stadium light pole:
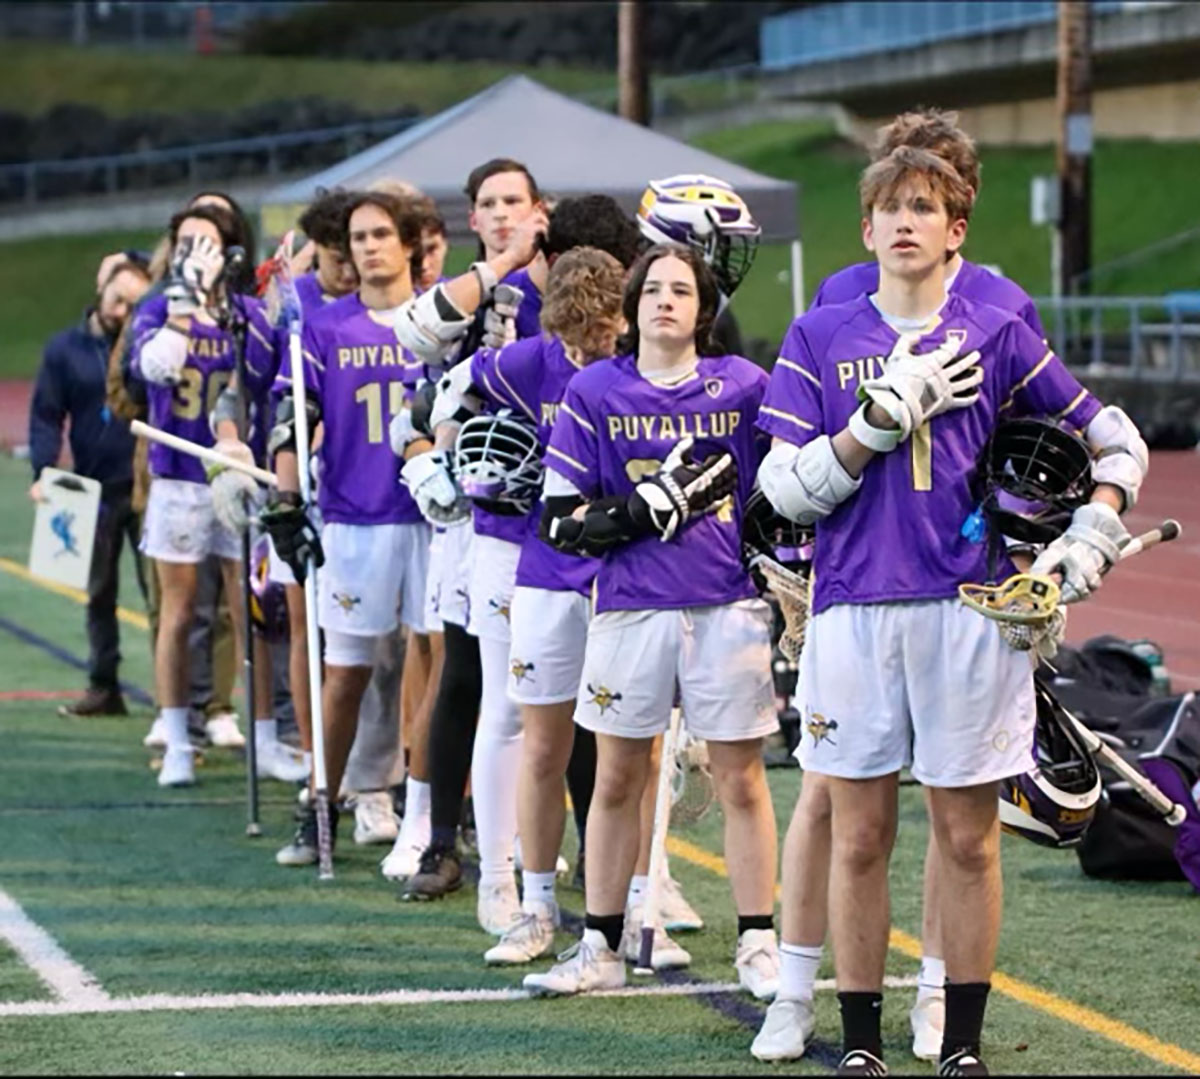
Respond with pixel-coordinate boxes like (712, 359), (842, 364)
(618, 0), (650, 126)
(1056, 0), (1093, 295)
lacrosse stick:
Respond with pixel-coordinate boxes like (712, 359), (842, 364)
(670, 730), (716, 826)
(265, 231), (334, 881)
(131, 421), (277, 487)
(635, 708), (684, 976)
(750, 553), (810, 662)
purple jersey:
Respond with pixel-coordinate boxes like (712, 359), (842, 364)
(547, 353), (769, 613)
(294, 271), (341, 316)
(757, 292), (1100, 614)
(131, 293), (278, 483)
(812, 259), (1045, 340)
(470, 334), (600, 595)
(275, 293), (425, 526)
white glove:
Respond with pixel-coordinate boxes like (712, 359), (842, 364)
(401, 449), (470, 525)
(138, 325), (189, 385)
(181, 234), (225, 298)
(389, 408), (419, 458)
(481, 284), (524, 350)
(1030, 501), (1130, 604)
(859, 334), (983, 439)
(206, 439), (261, 534)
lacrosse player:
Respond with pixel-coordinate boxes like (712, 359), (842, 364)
(754, 146), (1147, 1076)
(522, 243), (781, 999)
(130, 203), (278, 787)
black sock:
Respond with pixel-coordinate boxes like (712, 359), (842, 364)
(737, 914), (774, 936)
(941, 981), (990, 1062)
(429, 825), (457, 851)
(427, 624), (482, 835)
(565, 725), (596, 846)
(838, 991), (883, 1060)
(585, 912), (624, 954)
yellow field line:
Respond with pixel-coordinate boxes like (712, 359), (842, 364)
(666, 835), (1200, 1074)
(0, 556), (149, 631)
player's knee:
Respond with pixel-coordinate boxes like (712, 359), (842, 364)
(936, 822), (996, 877)
(713, 762), (767, 815)
(835, 815), (895, 871)
(797, 773), (833, 826)
(593, 762), (642, 811)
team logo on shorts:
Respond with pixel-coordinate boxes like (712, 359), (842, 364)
(510, 658), (536, 684)
(806, 711), (838, 746)
(488, 597), (511, 622)
(332, 592), (362, 614)
(587, 683), (623, 715)
(704, 377), (723, 399)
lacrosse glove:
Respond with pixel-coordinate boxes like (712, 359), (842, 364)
(260, 491), (324, 585)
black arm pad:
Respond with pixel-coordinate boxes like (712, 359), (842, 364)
(268, 395), (322, 458)
(540, 494), (642, 556)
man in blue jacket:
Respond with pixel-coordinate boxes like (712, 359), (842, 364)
(28, 255), (152, 716)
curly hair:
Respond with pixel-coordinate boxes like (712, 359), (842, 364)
(544, 195), (642, 269)
(539, 247), (626, 364)
(298, 187), (357, 249)
(616, 243), (722, 358)
(872, 107), (980, 202)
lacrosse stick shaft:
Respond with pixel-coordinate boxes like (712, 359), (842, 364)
(1116, 519), (1181, 563)
(130, 420), (277, 486)
(635, 708), (683, 975)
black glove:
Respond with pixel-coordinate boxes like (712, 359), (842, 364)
(627, 437), (738, 542)
(260, 491), (324, 585)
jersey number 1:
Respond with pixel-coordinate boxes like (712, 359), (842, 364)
(911, 422), (932, 491)
(354, 381), (408, 444)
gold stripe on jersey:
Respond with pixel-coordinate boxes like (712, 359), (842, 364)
(998, 350), (1054, 411)
(560, 401), (595, 434)
(302, 348), (325, 372)
(760, 405), (816, 432)
(547, 444), (588, 474)
(777, 356), (822, 387)
(1054, 389), (1089, 422)
(605, 410), (742, 442)
(248, 320), (273, 352)
(495, 351), (537, 422)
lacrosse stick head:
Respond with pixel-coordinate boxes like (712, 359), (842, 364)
(262, 230), (303, 330)
(755, 555), (810, 663)
(959, 573), (1060, 626)
(669, 731), (716, 825)
(998, 681), (1102, 847)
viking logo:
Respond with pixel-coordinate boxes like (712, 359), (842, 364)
(50, 510), (80, 557)
(704, 377), (723, 399)
(488, 597), (511, 622)
(332, 592), (362, 614)
(587, 683), (623, 715)
(806, 712), (838, 746)
(510, 658), (536, 684)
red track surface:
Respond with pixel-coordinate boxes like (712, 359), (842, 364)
(2, 377), (1197, 686)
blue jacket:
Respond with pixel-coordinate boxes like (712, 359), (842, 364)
(29, 312), (135, 492)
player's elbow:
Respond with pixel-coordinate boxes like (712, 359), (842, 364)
(758, 439), (841, 526)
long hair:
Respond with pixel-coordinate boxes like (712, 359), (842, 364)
(616, 242), (722, 357)
(187, 190), (257, 293)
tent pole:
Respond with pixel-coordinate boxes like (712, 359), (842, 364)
(790, 239), (805, 317)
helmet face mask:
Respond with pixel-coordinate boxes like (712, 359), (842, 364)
(742, 484), (813, 569)
(453, 409), (544, 517)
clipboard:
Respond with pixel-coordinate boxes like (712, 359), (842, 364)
(28, 468), (101, 591)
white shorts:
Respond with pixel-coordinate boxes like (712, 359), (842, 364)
(141, 477), (241, 564)
(435, 519), (474, 628)
(267, 504), (323, 586)
(574, 600), (778, 743)
(796, 599), (1036, 788)
(421, 527), (445, 634)
(467, 534), (521, 644)
(508, 586), (592, 705)
(317, 521), (431, 637)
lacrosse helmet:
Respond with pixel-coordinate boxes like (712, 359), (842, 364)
(998, 680), (1102, 848)
(637, 174), (761, 297)
(742, 483), (813, 568)
(249, 533), (288, 643)
(978, 417), (1094, 544)
(453, 409), (544, 517)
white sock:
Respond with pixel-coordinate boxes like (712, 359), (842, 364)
(918, 955), (946, 994)
(627, 874), (649, 909)
(255, 718), (278, 747)
(401, 778), (432, 848)
(472, 635), (524, 890)
(162, 706), (190, 750)
(779, 941), (823, 1003)
(522, 870), (557, 911)
(303, 751), (312, 773)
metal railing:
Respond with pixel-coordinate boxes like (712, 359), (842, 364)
(1034, 295), (1200, 384)
(0, 114), (420, 205)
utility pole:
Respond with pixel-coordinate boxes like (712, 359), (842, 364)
(617, 0), (650, 126)
(1056, 0), (1092, 295)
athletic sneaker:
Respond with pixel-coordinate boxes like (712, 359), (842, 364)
(523, 929), (626, 996)
(837, 1050), (888, 1076)
(751, 997), (817, 1062)
(735, 928), (781, 1000)
(380, 834), (425, 881)
(621, 904), (691, 969)
(659, 874), (704, 932)
(143, 716), (168, 749)
(255, 739), (310, 784)
(353, 790), (399, 845)
(485, 901), (559, 965)
(58, 686), (127, 717)
(938, 1050), (989, 1076)
(911, 988), (946, 1061)
(157, 746), (196, 788)
(276, 803), (340, 866)
(477, 878), (522, 936)
(205, 712), (245, 748)
(400, 844), (463, 901)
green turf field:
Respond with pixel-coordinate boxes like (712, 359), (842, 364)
(0, 451), (1197, 1074)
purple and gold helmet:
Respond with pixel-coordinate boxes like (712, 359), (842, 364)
(637, 174), (761, 298)
(250, 533), (288, 643)
(999, 681), (1101, 848)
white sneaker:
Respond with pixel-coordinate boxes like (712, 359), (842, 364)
(523, 929), (626, 996)
(735, 928), (781, 1000)
(910, 988), (945, 1061)
(659, 874), (704, 932)
(751, 996), (816, 1062)
(484, 901), (559, 965)
(380, 835), (424, 881)
(157, 746), (196, 787)
(205, 712), (245, 748)
(353, 790), (399, 845)
(621, 904), (691, 970)
(477, 878), (522, 937)
(255, 739), (310, 783)
(143, 716), (167, 749)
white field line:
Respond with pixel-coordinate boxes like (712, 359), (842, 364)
(0, 888), (108, 1007)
